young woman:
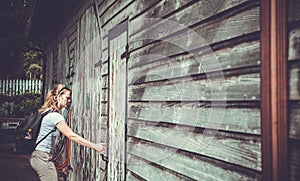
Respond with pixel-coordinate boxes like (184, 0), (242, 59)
(30, 84), (105, 181)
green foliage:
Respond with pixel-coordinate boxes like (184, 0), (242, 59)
(0, 94), (42, 117)
(26, 63), (43, 79)
(17, 41), (45, 80)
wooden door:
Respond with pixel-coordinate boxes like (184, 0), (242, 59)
(107, 21), (128, 181)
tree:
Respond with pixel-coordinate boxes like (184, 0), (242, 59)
(17, 41), (45, 80)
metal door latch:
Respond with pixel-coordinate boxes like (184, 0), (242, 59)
(121, 44), (130, 59)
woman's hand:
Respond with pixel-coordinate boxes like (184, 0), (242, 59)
(93, 143), (106, 154)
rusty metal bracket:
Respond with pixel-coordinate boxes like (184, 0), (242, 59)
(101, 154), (108, 162)
(100, 153), (108, 181)
(94, 58), (103, 68)
(121, 44), (130, 59)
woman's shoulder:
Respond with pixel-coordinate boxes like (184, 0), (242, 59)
(44, 111), (65, 125)
(45, 111), (64, 119)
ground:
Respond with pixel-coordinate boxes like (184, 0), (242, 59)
(0, 151), (39, 180)
(0, 129), (39, 180)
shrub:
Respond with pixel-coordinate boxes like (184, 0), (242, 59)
(0, 93), (42, 117)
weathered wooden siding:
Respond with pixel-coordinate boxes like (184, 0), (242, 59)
(44, 2), (105, 181)
(98, 0), (261, 180)
(288, 0), (300, 180)
(108, 21), (128, 181)
(44, 0), (263, 180)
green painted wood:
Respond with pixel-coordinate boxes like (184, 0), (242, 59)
(127, 154), (191, 181)
(288, 1), (300, 180)
(101, 87), (108, 102)
(129, 40), (260, 83)
(129, 6), (259, 68)
(127, 120), (261, 171)
(107, 25), (128, 181)
(100, 0), (163, 35)
(288, 27), (300, 61)
(102, 52), (108, 74)
(129, 73), (260, 101)
(127, 171), (145, 181)
(129, 0), (252, 43)
(127, 139), (261, 180)
(44, 0), (263, 180)
(60, 6), (104, 181)
(98, 0), (118, 18)
(128, 101), (260, 135)
(288, 61), (300, 100)
(289, 103), (300, 140)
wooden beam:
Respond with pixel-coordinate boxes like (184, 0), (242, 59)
(260, 0), (288, 180)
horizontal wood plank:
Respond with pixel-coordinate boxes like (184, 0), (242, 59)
(126, 171), (143, 181)
(98, 0), (118, 18)
(129, 0), (254, 41)
(67, 24), (78, 44)
(101, 0), (161, 29)
(100, 0), (133, 28)
(129, 73), (260, 101)
(102, 36), (108, 52)
(129, 40), (260, 82)
(288, 60), (300, 100)
(101, 88), (108, 102)
(289, 102), (300, 140)
(128, 101), (260, 135)
(127, 139), (261, 180)
(101, 61), (108, 76)
(127, 153), (193, 181)
(129, 6), (260, 68)
(288, 27), (300, 61)
(101, 102), (108, 115)
(101, 74), (108, 89)
(127, 120), (261, 171)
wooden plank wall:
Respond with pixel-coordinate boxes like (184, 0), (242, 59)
(44, 0), (262, 180)
(98, 0), (261, 180)
(44, 3), (105, 181)
(287, 0), (300, 180)
(108, 27), (128, 181)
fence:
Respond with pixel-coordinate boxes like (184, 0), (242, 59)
(0, 79), (43, 96)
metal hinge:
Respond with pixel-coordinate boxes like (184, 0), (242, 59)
(121, 44), (130, 59)
(94, 58), (103, 68)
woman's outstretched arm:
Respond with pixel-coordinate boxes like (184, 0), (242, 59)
(56, 120), (105, 153)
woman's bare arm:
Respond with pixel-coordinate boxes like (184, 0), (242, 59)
(56, 120), (105, 153)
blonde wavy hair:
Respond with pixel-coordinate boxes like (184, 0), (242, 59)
(38, 84), (71, 113)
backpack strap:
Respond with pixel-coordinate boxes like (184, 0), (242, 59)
(34, 127), (57, 148)
(34, 109), (55, 148)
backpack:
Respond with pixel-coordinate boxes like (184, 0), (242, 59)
(14, 109), (54, 154)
